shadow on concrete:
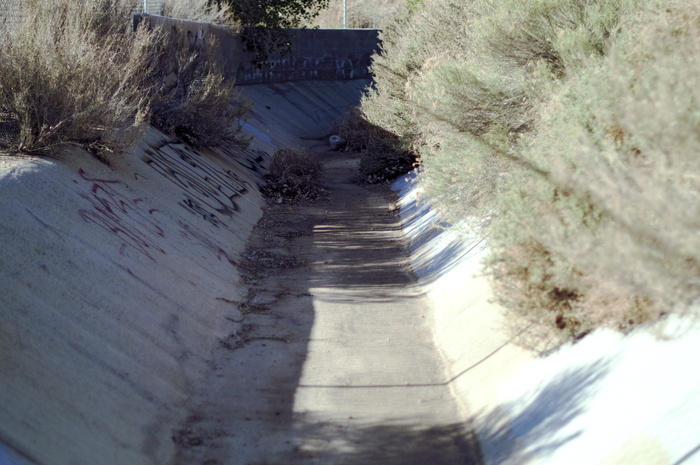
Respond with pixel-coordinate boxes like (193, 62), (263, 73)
(395, 192), (489, 286)
(174, 81), (487, 464)
(171, 213), (319, 464)
(473, 358), (612, 464)
(173, 160), (481, 464)
(285, 418), (482, 465)
(414, 239), (482, 285)
(309, 203), (415, 290)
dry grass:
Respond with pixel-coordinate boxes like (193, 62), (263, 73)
(264, 148), (324, 201)
(160, 0), (233, 24)
(149, 24), (250, 147)
(0, 0), (158, 155)
(0, 0), (249, 156)
(311, 0), (405, 28)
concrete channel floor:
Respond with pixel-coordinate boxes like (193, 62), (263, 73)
(174, 148), (482, 465)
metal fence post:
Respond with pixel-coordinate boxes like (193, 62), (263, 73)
(343, 0), (347, 28)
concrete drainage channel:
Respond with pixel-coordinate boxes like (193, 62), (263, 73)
(5, 69), (696, 465)
(0, 79), (487, 464)
(4, 11), (697, 462)
(174, 146), (482, 465)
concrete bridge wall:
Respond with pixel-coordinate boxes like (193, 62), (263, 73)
(137, 15), (380, 85)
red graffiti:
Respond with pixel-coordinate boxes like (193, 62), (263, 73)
(77, 169), (166, 261)
(216, 248), (238, 267)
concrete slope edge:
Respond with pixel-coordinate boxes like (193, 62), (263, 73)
(392, 174), (700, 465)
(0, 126), (274, 465)
(0, 79), (371, 465)
(392, 174), (536, 465)
(137, 15), (381, 85)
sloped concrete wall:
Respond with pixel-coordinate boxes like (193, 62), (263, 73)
(0, 79), (370, 465)
(0, 131), (273, 464)
(394, 176), (536, 465)
(395, 171), (700, 465)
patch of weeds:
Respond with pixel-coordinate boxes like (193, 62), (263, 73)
(149, 21), (250, 148)
(359, 147), (416, 184)
(237, 301), (269, 315)
(262, 148), (324, 201)
(243, 248), (308, 270)
(0, 115), (19, 150)
(336, 107), (417, 184)
(171, 425), (229, 450)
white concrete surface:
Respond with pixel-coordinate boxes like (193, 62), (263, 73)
(394, 173), (700, 465)
(498, 317), (700, 465)
(394, 174), (536, 464)
(0, 129), (270, 464)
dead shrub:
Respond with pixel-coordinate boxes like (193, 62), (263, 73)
(264, 148), (323, 201)
(148, 20), (250, 148)
(0, 0), (158, 155)
(337, 106), (416, 184)
(487, 235), (662, 344)
(358, 141), (416, 184)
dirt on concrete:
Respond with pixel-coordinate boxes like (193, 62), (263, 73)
(173, 147), (483, 465)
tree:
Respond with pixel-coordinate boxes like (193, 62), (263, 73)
(210, 0), (330, 64)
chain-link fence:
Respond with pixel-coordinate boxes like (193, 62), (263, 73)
(0, 0), (168, 25)
(133, 0), (166, 15)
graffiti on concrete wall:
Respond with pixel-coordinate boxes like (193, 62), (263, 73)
(76, 140), (269, 264)
(142, 141), (251, 229)
(218, 146), (268, 175)
(77, 169), (166, 261)
(178, 221), (238, 267)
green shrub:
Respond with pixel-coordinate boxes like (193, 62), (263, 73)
(361, 0), (700, 342)
(488, 0), (700, 339)
(0, 0), (158, 155)
(360, 0), (473, 149)
(214, 0), (330, 65)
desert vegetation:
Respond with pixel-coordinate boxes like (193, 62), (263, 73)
(0, 0), (158, 154)
(263, 148), (324, 201)
(148, 20), (250, 148)
(159, 0), (232, 23)
(210, 0), (330, 64)
(334, 107), (416, 183)
(359, 0), (700, 342)
(311, 0), (406, 28)
(0, 0), (248, 157)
